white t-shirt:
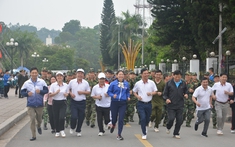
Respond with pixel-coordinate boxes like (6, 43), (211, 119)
(133, 79), (158, 102)
(212, 82), (233, 103)
(49, 82), (69, 100)
(68, 79), (90, 101)
(193, 86), (213, 110)
(91, 83), (111, 108)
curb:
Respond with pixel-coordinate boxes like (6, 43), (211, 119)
(0, 108), (27, 137)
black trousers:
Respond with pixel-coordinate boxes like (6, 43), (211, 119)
(167, 108), (183, 135)
(52, 100), (67, 132)
(96, 105), (110, 133)
(4, 85), (10, 97)
(47, 104), (55, 130)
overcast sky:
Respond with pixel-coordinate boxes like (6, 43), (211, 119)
(0, 0), (148, 30)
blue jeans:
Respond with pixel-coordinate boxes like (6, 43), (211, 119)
(70, 100), (86, 133)
(137, 101), (152, 135)
(110, 101), (127, 136)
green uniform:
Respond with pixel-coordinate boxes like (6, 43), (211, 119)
(150, 80), (165, 128)
(85, 79), (97, 127)
(210, 80), (217, 129)
(43, 78), (50, 130)
(183, 80), (195, 127)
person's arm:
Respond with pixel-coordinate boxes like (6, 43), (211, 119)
(163, 81), (169, 100)
(40, 86), (49, 95)
(107, 83), (114, 98)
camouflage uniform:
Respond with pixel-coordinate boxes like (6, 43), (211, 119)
(85, 70), (97, 128)
(124, 76), (137, 124)
(65, 70), (73, 128)
(183, 73), (195, 127)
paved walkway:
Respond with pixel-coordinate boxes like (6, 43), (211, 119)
(0, 88), (27, 136)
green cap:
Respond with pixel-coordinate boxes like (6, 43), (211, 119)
(214, 74), (219, 77)
(88, 68), (95, 73)
(185, 71), (191, 76)
(41, 67), (48, 72)
(204, 72), (210, 76)
(192, 72), (197, 76)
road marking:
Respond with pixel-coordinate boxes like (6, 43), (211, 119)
(125, 123), (131, 127)
(135, 134), (153, 147)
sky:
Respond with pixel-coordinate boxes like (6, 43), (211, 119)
(0, 0), (149, 30)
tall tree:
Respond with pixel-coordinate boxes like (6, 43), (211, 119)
(100, 0), (116, 66)
(62, 20), (81, 35)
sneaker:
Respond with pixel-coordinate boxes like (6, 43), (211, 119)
(37, 128), (42, 135)
(110, 126), (115, 133)
(148, 121), (152, 128)
(70, 129), (74, 134)
(174, 135), (181, 139)
(77, 132), (82, 137)
(231, 130), (235, 134)
(55, 132), (60, 137)
(60, 130), (66, 137)
(194, 124), (198, 131)
(98, 132), (104, 136)
(166, 129), (170, 134)
(142, 135), (147, 140)
(86, 120), (90, 126)
(104, 124), (109, 130)
(154, 127), (159, 133)
(51, 130), (55, 134)
(90, 124), (95, 128)
(117, 135), (124, 140)
(217, 130), (223, 135)
(201, 133), (208, 137)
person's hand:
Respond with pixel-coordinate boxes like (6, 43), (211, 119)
(196, 102), (201, 107)
(104, 93), (109, 97)
(128, 97), (130, 101)
(35, 89), (40, 94)
(147, 92), (152, 96)
(63, 93), (68, 97)
(189, 88), (194, 93)
(224, 90), (229, 95)
(137, 95), (142, 101)
(184, 94), (188, 99)
(98, 95), (102, 100)
(113, 94), (117, 99)
(230, 100), (234, 104)
(212, 95), (216, 100)
(56, 89), (60, 94)
(28, 92), (33, 96)
(157, 92), (162, 96)
(78, 91), (83, 95)
(210, 103), (213, 108)
(70, 93), (75, 99)
(130, 90), (133, 95)
(166, 99), (171, 104)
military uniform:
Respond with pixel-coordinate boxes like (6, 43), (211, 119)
(124, 72), (137, 124)
(183, 72), (196, 127)
(85, 68), (98, 128)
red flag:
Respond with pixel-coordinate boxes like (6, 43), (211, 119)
(0, 51), (2, 59)
(0, 24), (2, 33)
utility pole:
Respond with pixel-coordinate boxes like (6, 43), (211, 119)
(218, 3), (222, 75)
(142, 0), (145, 65)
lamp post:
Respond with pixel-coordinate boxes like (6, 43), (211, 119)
(149, 61), (155, 71)
(166, 59), (170, 72)
(42, 58), (49, 68)
(182, 57), (187, 78)
(226, 50), (231, 80)
(31, 52), (39, 66)
(6, 38), (18, 74)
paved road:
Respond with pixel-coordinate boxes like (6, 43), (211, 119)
(4, 114), (235, 147)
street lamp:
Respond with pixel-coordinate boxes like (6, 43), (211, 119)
(226, 50), (231, 80)
(166, 59), (170, 72)
(6, 38), (18, 74)
(31, 52), (39, 66)
(182, 57), (187, 78)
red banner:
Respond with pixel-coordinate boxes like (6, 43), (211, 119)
(0, 24), (2, 33)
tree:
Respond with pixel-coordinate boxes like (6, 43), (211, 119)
(100, 0), (116, 66)
(62, 20), (81, 35)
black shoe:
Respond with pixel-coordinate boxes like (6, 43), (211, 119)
(86, 121), (90, 126)
(201, 133), (208, 137)
(51, 130), (55, 134)
(117, 135), (124, 140)
(37, 128), (42, 135)
(194, 124), (198, 131)
(30, 137), (36, 141)
(90, 124), (95, 128)
(110, 126), (115, 133)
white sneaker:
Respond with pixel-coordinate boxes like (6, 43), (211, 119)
(77, 132), (82, 137)
(217, 130), (223, 135)
(231, 130), (235, 134)
(70, 129), (74, 134)
(142, 135), (147, 140)
(174, 135), (181, 139)
(60, 130), (66, 137)
(166, 129), (170, 134)
(154, 127), (159, 132)
(148, 121), (152, 128)
(55, 132), (60, 137)
(98, 132), (104, 136)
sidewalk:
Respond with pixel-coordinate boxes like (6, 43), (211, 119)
(0, 88), (27, 137)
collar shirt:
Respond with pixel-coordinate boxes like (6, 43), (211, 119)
(91, 83), (111, 108)
(133, 79), (158, 102)
(212, 82), (234, 102)
(68, 79), (90, 101)
(193, 86), (213, 110)
(49, 82), (69, 101)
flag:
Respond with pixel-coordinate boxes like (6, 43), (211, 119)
(0, 24), (2, 33)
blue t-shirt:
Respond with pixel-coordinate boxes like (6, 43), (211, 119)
(174, 80), (182, 88)
(3, 74), (10, 86)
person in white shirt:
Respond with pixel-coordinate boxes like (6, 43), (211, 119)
(212, 73), (234, 135)
(192, 77), (214, 137)
(133, 68), (157, 140)
(68, 69), (90, 137)
(91, 72), (111, 136)
(49, 72), (69, 138)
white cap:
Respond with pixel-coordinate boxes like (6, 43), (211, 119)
(56, 71), (64, 76)
(76, 68), (85, 73)
(98, 72), (106, 79)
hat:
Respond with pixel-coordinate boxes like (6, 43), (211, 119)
(97, 69), (102, 73)
(47, 70), (52, 74)
(123, 70), (128, 75)
(56, 71), (63, 76)
(67, 70), (73, 76)
(98, 72), (106, 79)
(150, 69), (156, 72)
(185, 72), (191, 76)
(192, 72), (197, 76)
(41, 67), (48, 72)
(129, 71), (135, 74)
(77, 68), (85, 73)
(214, 74), (219, 77)
(89, 68), (95, 73)
(204, 72), (210, 76)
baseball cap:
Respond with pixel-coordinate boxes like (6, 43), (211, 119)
(77, 68), (85, 73)
(204, 72), (210, 76)
(98, 72), (106, 79)
(56, 71), (63, 76)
